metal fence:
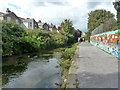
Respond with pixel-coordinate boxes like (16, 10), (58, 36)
(91, 17), (116, 36)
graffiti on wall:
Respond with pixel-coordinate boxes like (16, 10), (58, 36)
(90, 30), (120, 59)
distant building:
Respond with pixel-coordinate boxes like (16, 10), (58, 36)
(38, 20), (49, 31)
(43, 23), (49, 31)
(22, 18), (38, 30)
(49, 24), (57, 31)
(57, 26), (62, 31)
(0, 8), (22, 24)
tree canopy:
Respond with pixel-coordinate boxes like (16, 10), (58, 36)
(61, 19), (75, 43)
(87, 9), (114, 32)
(113, 1), (120, 24)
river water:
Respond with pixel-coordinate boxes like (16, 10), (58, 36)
(2, 49), (63, 88)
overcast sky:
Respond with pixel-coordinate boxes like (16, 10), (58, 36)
(0, 0), (117, 32)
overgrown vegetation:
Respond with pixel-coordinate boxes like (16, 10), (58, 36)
(85, 30), (91, 42)
(86, 9), (116, 41)
(2, 19), (79, 57)
(57, 43), (78, 69)
(113, 1), (120, 24)
(56, 43), (79, 88)
(88, 9), (114, 32)
(113, 1), (120, 30)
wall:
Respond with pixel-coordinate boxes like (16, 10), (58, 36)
(4, 13), (21, 24)
(0, 17), (4, 20)
(22, 22), (28, 29)
(90, 30), (120, 59)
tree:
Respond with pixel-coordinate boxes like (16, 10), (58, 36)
(85, 30), (91, 42)
(113, 1), (120, 25)
(88, 9), (114, 32)
(61, 19), (75, 44)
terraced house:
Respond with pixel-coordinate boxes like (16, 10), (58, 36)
(0, 8), (22, 24)
(49, 24), (57, 31)
(0, 8), (38, 30)
(38, 20), (49, 31)
(22, 18), (38, 30)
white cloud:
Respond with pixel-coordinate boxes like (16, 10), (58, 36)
(0, 0), (117, 32)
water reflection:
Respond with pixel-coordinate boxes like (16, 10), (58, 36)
(2, 49), (63, 88)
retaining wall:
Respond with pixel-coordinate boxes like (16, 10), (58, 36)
(90, 30), (120, 59)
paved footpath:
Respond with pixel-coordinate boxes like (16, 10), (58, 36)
(66, 42), (118, 88)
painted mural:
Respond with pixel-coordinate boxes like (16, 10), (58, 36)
(90, 30), (120, 59)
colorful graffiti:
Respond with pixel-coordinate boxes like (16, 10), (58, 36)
(90, 30), (120, 59)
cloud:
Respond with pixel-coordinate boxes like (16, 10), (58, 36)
(0, 0), (117, 32)
(87, 2), (103, 9)
(33, 2), (46, 7)
(48, 2), (66, 6)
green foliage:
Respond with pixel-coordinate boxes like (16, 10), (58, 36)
(88, 9), (114, 32)
(56, 43), (78, 70)
(2, 21), (25, 56)
(51, 32), (68, 48)
(85, 30), (91, 42)
(2, 20), (76, 57)
(112, 23), (120, 30)
(61, 19), (75, 44)
(113, 1), (120, 24)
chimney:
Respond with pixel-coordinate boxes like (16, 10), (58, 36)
(26, 18), (30, 19)
(38, 20), (41, 23)
(6, 8), (11, 13)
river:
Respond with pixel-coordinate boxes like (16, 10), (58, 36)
(2, 48), (64, 88)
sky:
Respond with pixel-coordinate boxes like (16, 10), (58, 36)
(0, 0), (117, 32)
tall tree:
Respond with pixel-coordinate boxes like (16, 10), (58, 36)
(113, 1), (120, 25)
(61, 19), (75, 43)
(87, 9), (114, 32)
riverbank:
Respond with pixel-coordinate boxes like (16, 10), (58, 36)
(65, 45), (79, 88)
(56, 43), (79, 88)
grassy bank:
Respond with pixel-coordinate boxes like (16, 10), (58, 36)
(56, 42), (79, 88)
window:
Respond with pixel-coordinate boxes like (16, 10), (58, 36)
(16, 19), (18, 24)
(30, 22), (32, 27)
(7, 17), (11, 21)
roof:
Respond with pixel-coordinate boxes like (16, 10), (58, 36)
(19, 17), (25, 21)
(24, 18), (33, 22)
(38, 22), (49, 26)
(0, 12), (5, 17)
(38, 22), (45, 26)
(0, 11), (21, 21)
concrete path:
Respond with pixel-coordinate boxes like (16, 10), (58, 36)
(66, 42), (118, 88)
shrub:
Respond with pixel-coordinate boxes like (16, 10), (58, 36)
(2, 20), (77, 57)
(56, 43), (78, 70)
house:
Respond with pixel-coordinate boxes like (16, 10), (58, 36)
(49, 24), (57, 31)
(38, 20), (49, 31)
(38, 20), (43, 29)
(22, 18), (38, 30)
(0, 8), (22, 24)
(43, 23), (49, 31)
(57, 26), (62, 31)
